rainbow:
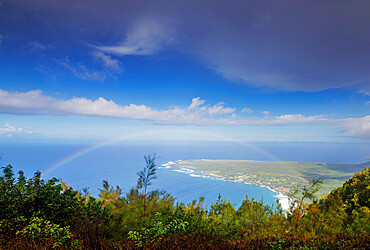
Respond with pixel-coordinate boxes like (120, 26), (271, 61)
(42, 129), (301, 177)
(42, 129), (170, 176)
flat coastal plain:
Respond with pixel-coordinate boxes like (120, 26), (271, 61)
(172, 160), (370, 198)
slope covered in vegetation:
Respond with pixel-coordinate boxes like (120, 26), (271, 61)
(0, 156), (369, 249)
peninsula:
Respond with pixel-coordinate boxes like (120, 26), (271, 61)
(171, 160), (370, 198)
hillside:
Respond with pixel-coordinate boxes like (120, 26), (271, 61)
(1, 162), (370, 249)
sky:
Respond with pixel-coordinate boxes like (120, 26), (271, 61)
(0, 0), (369, 144)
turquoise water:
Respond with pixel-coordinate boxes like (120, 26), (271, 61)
(1, 141), (368, 208)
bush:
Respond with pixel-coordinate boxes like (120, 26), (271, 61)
(16, 216), (80, 249)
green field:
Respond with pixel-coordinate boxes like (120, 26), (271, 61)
(172, 160), (370, 198)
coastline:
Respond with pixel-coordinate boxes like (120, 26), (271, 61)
(161, 160), (291, 211)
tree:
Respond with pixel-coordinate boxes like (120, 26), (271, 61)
(288, 178), (322, 235)
(137, 154), (157, 217)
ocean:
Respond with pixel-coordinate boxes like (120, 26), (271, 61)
(0, 141), (368, 209)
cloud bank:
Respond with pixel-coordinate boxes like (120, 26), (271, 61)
(0, 89), (368, 138)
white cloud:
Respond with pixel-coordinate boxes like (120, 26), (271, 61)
(262, 114), (326, 125)
(0, 122), (25, 137)
(189, 97), (205, 110)
(207, 114), (328, 126)
(0, 90), (234, 123)
(241, 108), (252, 113)
(338, 116), (370, 138)
(93, 51), (121, 72)
(0, 89), (53, 114)
(262, 111), (269, 116)
(27, 41), (50, 52)
(59, 58), (109, 82)
(96, 19), (171, 56)
(0, 89), (369, 138)
(366, 101), (370, 105)
(0, 89), (319, 126)
(207, 102), (235, 115)
(359, 85), (370, 96)
(37, 54), (122, 82)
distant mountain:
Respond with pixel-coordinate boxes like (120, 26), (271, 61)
(326, 161), (370, 173)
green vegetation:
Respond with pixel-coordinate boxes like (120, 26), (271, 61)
(173, 160), (370, 197)
(1, 157), (369, 249)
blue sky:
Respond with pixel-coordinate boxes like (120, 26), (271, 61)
(0, 0), (369, 143)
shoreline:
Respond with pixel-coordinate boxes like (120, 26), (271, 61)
(161, 160), (292, 211)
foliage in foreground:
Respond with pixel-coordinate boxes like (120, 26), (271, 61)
(0, 155), (369, 249)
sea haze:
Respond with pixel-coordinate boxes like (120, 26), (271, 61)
(0, 141), (368, 208)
